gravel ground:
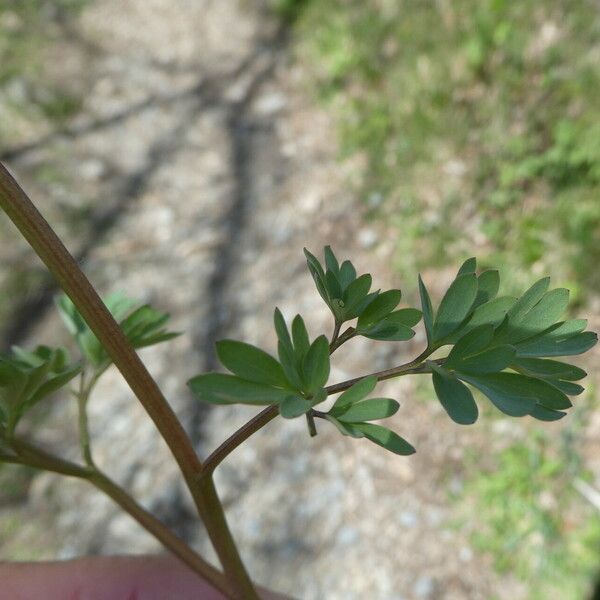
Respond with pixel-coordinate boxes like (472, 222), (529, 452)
(0, 2), (598, 599)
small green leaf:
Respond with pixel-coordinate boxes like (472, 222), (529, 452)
(498, 288), (570, 344)
(26, 365), (81, 409)
(291, 315), (311, 361)
(280, 395), (313, 419)
(452, 345), (516, 375)
(516, 330), (597, 358)
(447, 325), (495, 363)
(547, 379), (584, 396)
(464, 296), (515, 331)
(188, 373), (289, 405)
(324, 246), (340, 277)
(335, 398), (399, 422)
(278, 341), (303, 390)
(429, 363), (478, 425)
(357, 289), (402, 329)
(274, 308), (293, 352)
(324, 414), (365, 438)
(343, 274), (372, 310)
(385, 308), (422, 328)
(474, 270), (500, 307)
(216, 340), (289, 388)
(348, 423), (416, 455)
(529, 405), (567, 422)
(507, 278), (550, 322)
(458, 372), (571, 415)
(302, 335), (330, 393)
(418, 275), (434, 345)
(331, 376), (377, 411)
(339, 260), (357, 291)
(433, 274), (478, 342)
(362, 322), (415, 341)
(513, 358), (586, 381)
(457, 257), (477, 276)
(304, 248), (329, 305)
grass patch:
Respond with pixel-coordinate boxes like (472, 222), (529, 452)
(288, 0), (600, 299)
(458, 426), (600, 599)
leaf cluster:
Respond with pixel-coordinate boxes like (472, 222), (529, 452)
(324, 376), (414, 455)
(304, 246), (421, 341)
(190, 249), (596, 458)
(421, 259), (597, 425)
(0, 345), (80, 437)
(56, 293), (180, 369)
(189, 311), (330, 419)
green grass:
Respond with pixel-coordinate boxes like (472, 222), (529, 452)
(0, 0), (88, 138)
(458, 426), (600, 600)
(284, 0), (600, 595)
(287, 0), (600, 300)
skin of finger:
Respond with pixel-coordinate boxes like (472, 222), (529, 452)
(0, 555), (292, 600)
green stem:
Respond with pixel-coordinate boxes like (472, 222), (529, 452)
(0, 162), (258, 599)
(305, 412), (318, 437)
(201, 348), (437, 474)
(76, 371), (97, 468)
(196, 475), (260, 600)
(9, 438), (233, 597)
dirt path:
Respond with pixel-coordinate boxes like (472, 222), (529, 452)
(0, 2), (536, 599)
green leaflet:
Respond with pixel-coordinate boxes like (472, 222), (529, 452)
(188, 373), (290, 405)
(513, 358), (586, 381)
(386, 308), (423, 328)
(361, 322), (415, 341)
(529, 405), (567, 422)
(346, 423), (416, 456)
(56, 293), (178, 367)
(335, 398), (399, 422)
(474, 270), (500, 308)
(324, 245), (340, 277)
(461, 296), (516, 333)
(418, 274), (434, 344)
(302, 335), (330, 394)
(457, 257), (477, 276)
(357, 289), (402, 329)
(339, 260), (357, 291)
(280, 395), (313, 419)
(216, 340), (289, 388)
(324, 414), (365, 438)
(447, 325), (495, 363)
(547, 379), (584, 396)
(429, 362), (478, 425)
(331, 376), (377, 411)
(515, 330), (597, 358)
(458, 372), (571, 416)
(433, 273), (478, 342)
(0, 346), (80, 434)
(451, 346), (516, 375)
(495, 287), (570, 344)
(292, 315), (311, 361)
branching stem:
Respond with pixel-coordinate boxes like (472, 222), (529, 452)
(8, 438), (232, 596)
(0, 162), (258, 600)
(202, 347), (438, 473)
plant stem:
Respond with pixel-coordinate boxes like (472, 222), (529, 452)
(76, 372), (97, 468)
(305, 412), (318, 437)
(0, 162), (258, 599)
(202, 406), (279, 477)
(202, 348), (437, 474)
(329, 321), (341, 352)
(196, 475), (260, 599)
(329, 326), (355, 354)
(9, 438), (233, 598)
(0, 163), (202, 482)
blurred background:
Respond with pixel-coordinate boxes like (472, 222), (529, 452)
(1, 1), (599, 598)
